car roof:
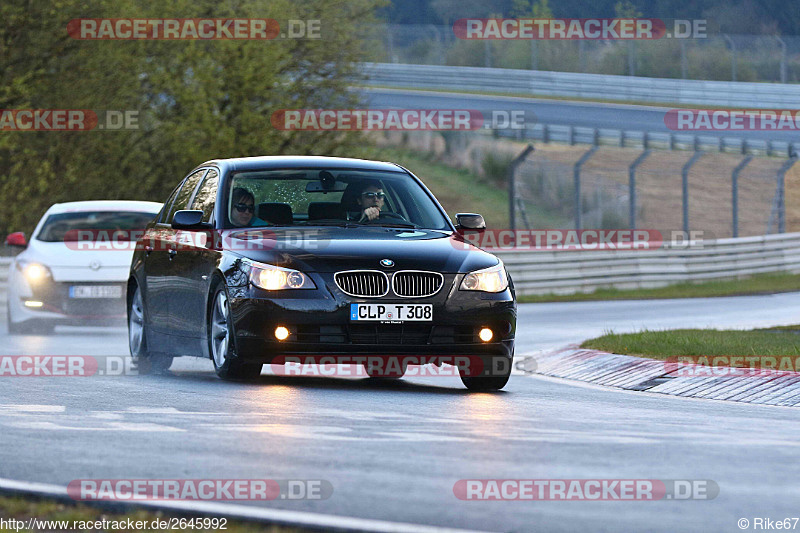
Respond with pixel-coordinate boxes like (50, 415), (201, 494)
(198, 155), (406, 173)
(46, 200), (163, 214)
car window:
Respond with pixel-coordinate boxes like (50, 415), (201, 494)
(164, 169), (207, 225)
(36, 211), (158, 242)
(225, 169), (450, 230)
(156, 185), (182, 224)
(191, 169), (219, 223)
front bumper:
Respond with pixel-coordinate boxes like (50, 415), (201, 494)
(229, 272), (516, 364)
(8, 268), (127, 325)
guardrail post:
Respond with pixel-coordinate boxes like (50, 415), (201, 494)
(670, 133), (676, 151)
(629, 150), (651, 229)
(731, 155), (753, 238)
(543, 124), (550, 144)
(775, 157), (796, 233)
(593, 128), (600, 146)
(569, 125), (575, 146)
(574, 146), (599, 230)
(723, 35), (737, 81)
(682, 152), (704, 233)
(680, 40), (687, 79)
(620, 130), (625, 148)
(508, 144), (535, 231)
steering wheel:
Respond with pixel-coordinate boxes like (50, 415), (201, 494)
(376, 212), (410, 223)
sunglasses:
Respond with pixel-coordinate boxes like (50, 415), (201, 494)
(234, 203), (254, 213)
(361, 192), (386, 200)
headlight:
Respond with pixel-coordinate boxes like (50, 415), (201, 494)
(17, 261), (52, 283)
(247, 261), (315, 290)
(460, 262), (508, 293)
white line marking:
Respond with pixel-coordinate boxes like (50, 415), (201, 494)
(0, 477), (488, 533)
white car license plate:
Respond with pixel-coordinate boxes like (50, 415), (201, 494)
(69, 285), (122, 299)
(350, 303), (432, 322)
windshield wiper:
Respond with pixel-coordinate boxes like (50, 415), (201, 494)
(306, 221), (359, 228)
(374, 223), (418, 229)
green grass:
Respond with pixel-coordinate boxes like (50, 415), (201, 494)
(581, 326), (800, 362)
(0, 494), (307, 532)
(518, 272), (800, 303)
(371, 146), (569, 229)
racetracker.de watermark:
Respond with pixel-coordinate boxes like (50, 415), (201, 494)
(63, 228), (329, 252)
(0, 356), (135, 377)
(665, 109), (800, 131)
(454, 479), (719, 500)
(67, 19), (321, 40)
(453, 19), (707, 40)
(452, 230), (711, 251)
(270, 355), (507, 378)
(0, 110), (138, 131)
(68, 479), (332, 501)
(665, 356), (800, 377)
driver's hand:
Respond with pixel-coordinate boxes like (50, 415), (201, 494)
(362, 206), (380, 221)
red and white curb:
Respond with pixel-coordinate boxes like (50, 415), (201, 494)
(516, 346), (800, 406)
(0, 477), (487, 533)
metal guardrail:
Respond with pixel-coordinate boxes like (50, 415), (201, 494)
(1, 238), (798, 301)
(495, 232), (800, 295)
(364, 63), (800, 109)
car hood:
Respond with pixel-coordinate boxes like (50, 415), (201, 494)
(225, 227), (500, 274)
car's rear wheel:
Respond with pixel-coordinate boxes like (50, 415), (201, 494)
(459, 355), (512, 391)
(129, 283), (172, 374)
(209, 284), (262, 380)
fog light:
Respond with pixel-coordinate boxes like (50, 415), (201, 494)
(274, 326), (290, 341)
(24, 300), (43, 308)
(479, 327), (493, 342)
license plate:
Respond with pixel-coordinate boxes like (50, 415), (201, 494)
(350, 303), (432, 322)
(69, 285), (123, 299)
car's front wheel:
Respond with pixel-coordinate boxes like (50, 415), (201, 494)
(129, 283), (172, 374)
(209, 283), (262, 380)
(459, 355), (512, 391)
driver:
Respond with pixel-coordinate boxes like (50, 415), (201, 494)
(356, 181), (385, 222)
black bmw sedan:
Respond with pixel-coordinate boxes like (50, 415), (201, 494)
(127, 156), (516, 390)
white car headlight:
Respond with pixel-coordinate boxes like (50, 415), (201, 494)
(247, 260), (315, 290)
(460, 262), (508, 293)
(17, 261), (52, 283)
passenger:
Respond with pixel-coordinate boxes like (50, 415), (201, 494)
(230, 187), (255, 227)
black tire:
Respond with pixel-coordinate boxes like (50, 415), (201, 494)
(208, 282), (262, 381)
(129, 283), (173, 374)
(459, 355), (512, 391)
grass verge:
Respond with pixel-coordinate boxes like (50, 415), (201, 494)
(517, 272), (800, 303)
(581, 326), (800, 362)
(0, 494), (308, 532)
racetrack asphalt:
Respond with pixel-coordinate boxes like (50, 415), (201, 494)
(1, 293), (799, 532)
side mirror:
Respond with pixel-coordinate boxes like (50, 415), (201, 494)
(455, 213), (486, 231)
(5, 232), (27, 248)
(171, 210), (210, 230)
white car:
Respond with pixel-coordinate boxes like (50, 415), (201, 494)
(5, 200), (162, 334)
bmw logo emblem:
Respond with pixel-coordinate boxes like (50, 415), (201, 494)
(379, 259), (394, 268)
(89, 260), (101, 271)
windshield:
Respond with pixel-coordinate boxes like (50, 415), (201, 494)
(35, 211), (157, 242)
(225, 169), (451, 230)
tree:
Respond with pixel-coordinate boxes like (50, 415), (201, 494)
(0, 0), (385, 237)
